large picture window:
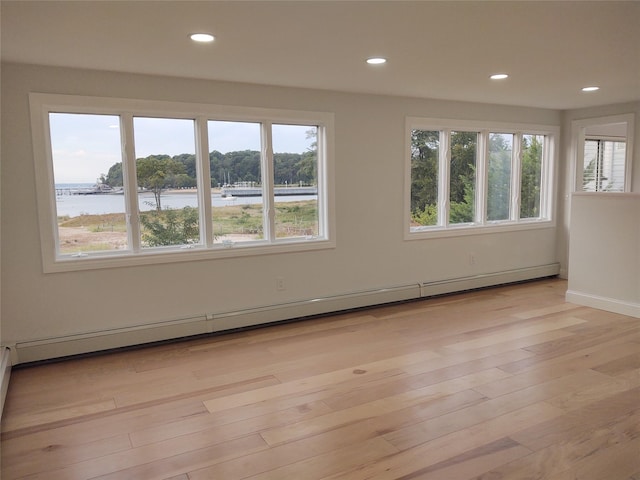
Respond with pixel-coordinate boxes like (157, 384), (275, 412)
(31, 94), (334, 272)
(407, 118), (556, 237)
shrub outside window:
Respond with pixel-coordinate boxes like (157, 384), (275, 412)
(407, 118), (556, 237)
(30, 94), (334, 272)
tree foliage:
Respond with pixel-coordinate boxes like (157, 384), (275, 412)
(411, 131), (544, 226)
(487, 133), (512, 221)
(136, 155), (186, 211)
(449, 132), (477, 224)
(140, 207), (199, 247)
(410, 130), (439, 226)
(520, 135), (543, 219)
(104, 150), (318, 194)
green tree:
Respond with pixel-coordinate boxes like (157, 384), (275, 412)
(410, 130), (439, 226)
(449, 170), (475, 223)
(105, 162), (123, 187)
(449, 132), (477, 224)
(298, 128), (318, 184)
(140, 207), (199, 247)
(136, 155), (186, 211)
(520, 135), (543, 219)
(487, 133), (512, 221)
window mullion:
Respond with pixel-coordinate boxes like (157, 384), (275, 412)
(262, 122), (275, 241)
(476, 131), (488, 225)
(195, 117), (213, 247)
(511, 133), (523, 221)
(540, 135), (551, 217)
(316, 126), (327, 238)
(440, 130), (451, 227)
(121, 113), (141, 253)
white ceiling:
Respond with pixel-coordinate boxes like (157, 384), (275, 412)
(2, 1), (639, 110)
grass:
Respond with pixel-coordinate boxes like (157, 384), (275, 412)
(57, 200), (319, 249)
(59, 213), (127, 232)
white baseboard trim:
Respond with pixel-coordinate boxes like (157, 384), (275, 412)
(421, 264), (560, 297)
(13, 316), (211, 365)
(565, 290), (640, 319)
(1, 346), (12, 418)
(212, 284), (421, 333)
(11, 264), (560, 364)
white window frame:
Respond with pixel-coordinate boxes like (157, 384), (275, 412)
(30, 93), (335, 273)
(572, 113), (634, 193)
(405, 118), (558, 240)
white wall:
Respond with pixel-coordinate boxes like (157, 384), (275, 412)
(1, 63), (562, 362)
(567, 193), (640, 317)
(557, 101), (640, 278)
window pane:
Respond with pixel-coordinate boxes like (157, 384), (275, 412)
(49, 113), (128, 255)
(583, 139), (626, 192)
(272, 124), (319, 239)
(208, 121), (263, 243)
(133, 117), (200, 248)
(410, 130), (439, 228)
(520, 134), (544, 219)
(450, 131), (477, 224)
(487, 133), (513, 221)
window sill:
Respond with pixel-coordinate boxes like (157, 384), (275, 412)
(406, 218), (555, 240)
(45, 238), (335, 273)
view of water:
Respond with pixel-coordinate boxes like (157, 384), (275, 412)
(55, 184), (316, 217)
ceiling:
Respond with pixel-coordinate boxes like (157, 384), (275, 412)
(2, 1), (639, 110)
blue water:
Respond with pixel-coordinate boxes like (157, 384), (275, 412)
(55, 185), (316, 217)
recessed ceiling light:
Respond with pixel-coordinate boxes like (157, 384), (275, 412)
(190, 33), (215, 43)
(582, 86), (600, 92)
(490, 73), (509, 80)
(366, 57), (387, 65)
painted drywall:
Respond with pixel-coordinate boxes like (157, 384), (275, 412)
(556, 102), (640, 278)
(1, 63), (562, 350)
(567, 193), (640, 316)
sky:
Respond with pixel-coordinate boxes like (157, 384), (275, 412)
(49, 113), (315, 183)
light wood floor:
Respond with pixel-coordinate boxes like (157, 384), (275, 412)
(2, 278), (639, 479)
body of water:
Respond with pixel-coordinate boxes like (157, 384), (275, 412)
(55, 185), (316, 217)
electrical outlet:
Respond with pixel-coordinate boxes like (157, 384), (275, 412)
(276, 276), (286, 291)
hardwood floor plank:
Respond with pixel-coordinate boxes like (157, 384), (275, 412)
(325, 402), (563, 480)
(202, 349), (441, 414)
(260, 368), (510, 447)
(240, 437), (399, 480)
(512, 301), (582, 319)
(27, 433), (267, 480)
(548, 437), (640, 480)
(129, 399), (332, 448)
(593, 351), (640, 377)
(471, 407), (640, 479)
(473, 367), (616, 399)
(393, 437), (531, 480)
(317, 348), (528, 413)
(443, 315), (586, 352)
(184, 417), (402, 480)
(1, 433), (131, 479)
(1, 398), (117, 432)
(497, 340), (640, 376)
(382, 379), (577, 452)
(510, 386), (640, 451)
(2, 279), (638, 480)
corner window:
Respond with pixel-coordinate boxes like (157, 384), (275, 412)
(31, 94), (335, 272)
(407, 118), (556, 237)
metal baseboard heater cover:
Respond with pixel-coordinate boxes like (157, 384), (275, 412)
(11, 263), (559, 364)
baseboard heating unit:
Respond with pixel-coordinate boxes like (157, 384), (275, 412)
(10, 263), (560, 365)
